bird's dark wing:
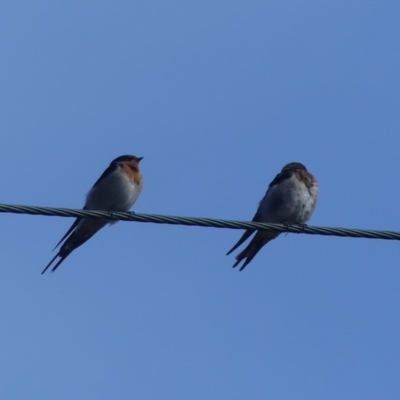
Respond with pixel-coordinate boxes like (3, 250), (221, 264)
(226, 208), (263, 255)
(91, 161), (119, 188)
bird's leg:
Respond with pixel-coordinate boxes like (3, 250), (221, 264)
(299, 223), (308, 231)
(283, 222), (291, 231)
(282, 222), (291, 237)
(292, 223), (308, 235)
(107, 209), (116, 221)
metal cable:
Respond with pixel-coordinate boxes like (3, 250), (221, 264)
(0, 203), (399, 241)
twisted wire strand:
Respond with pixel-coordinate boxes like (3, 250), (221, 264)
(0, 203), (399, 241)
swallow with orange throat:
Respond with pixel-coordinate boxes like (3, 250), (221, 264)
(42, 155), (143, 274)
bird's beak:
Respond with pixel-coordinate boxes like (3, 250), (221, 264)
(137, 157), (144, 162)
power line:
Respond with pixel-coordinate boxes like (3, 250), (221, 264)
(0, 203), (399, 241)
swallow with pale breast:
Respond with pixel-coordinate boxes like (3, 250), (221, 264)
(226, 162), (318, 271)
(42, 155), (144, 274)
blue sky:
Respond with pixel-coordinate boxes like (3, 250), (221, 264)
(1, 1), (400, 399)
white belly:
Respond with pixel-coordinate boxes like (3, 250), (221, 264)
(85, 167), (143, 213)
(261, 175), (318, 224)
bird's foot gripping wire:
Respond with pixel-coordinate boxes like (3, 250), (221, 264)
(282, 222), (291, 237)
(283, 222), (308, 234)
(107, 209), (115, 219)
(299, 223), (308, 232)
(283, 222), (291, 232)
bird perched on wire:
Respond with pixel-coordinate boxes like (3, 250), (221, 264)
(42, 155), (144, 274)
(226, 162), (318, 271)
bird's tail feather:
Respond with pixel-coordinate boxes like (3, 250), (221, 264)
(41, 253), (59, 274)
(233, 231), (280, 271)
(226, 229), (255, 256)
